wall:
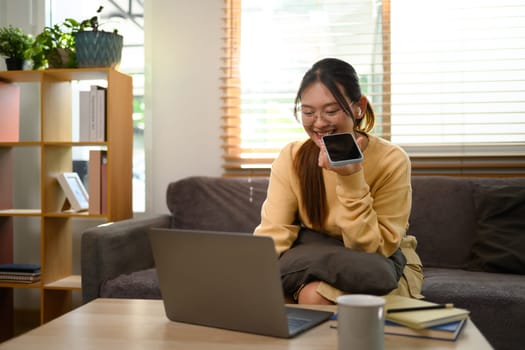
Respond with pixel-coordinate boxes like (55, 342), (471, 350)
(2, 0), (224, 215)
(0, 0), (45, 64)
(1, 0), (48, 311)
(1, 0), (223, 310)
(145, 0), (223, 214)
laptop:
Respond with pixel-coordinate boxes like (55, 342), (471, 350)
(149, 228), (333, 338)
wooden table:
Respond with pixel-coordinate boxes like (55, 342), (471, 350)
(0, 299), (493, 350)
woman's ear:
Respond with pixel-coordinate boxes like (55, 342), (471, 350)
(357, 96), (368, 118)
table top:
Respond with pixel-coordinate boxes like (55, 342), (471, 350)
(0, 299), (493, 350)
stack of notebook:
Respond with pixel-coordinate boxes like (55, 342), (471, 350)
(382, 295), (470, 341)
(0, 263), (41, 284)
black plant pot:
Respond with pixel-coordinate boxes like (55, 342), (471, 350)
(75, 31), (123, 68)
(5, 58), (24, 70)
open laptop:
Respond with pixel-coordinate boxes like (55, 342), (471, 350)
(149, 228), (333, 338)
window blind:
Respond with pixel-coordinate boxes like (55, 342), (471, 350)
(391, 0), (525, 175)
(221, 0), (525, 177)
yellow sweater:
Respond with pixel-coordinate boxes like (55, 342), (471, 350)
(254, 135), (423, 300)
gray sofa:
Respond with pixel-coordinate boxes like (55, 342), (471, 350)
(81, 176), (525, 350)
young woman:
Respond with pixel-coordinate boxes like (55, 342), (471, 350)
(254, 58), (423, 304)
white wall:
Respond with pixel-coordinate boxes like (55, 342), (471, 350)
(1, 0), (224, 214)
(144, 0), (223, 214)
(2, 0), (223, 308)
(0, 0), (45, 69)
(0, 0), (44, 33)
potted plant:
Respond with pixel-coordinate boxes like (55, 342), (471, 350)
(31, 6), (122, 70)
(74, 6), (123, 68)
(32, 22), (78, 69)
(0, 25), (34, 70)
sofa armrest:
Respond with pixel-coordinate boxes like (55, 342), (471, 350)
(81, 215), (171, 304)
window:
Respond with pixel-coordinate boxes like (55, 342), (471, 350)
(222, 0), (525, 177)
(50, 0), (145, 209)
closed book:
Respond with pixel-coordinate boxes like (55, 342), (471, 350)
(100, 152), (108, 214)
(0, 272), (41, 281)
(89, 85), (98, 141)
(0, 81), (20, 142)
(0, 263), (40, 273)
(89, 85), (107, 141)
(88, 150), (103, 214)
(0, 271), (41, 277)
(96, 87), (107, 141)
(0, 275), (40, 283)
(79, 90), (90, 141)
(385, 318), (467, 341)
(383, 295), (469, 329)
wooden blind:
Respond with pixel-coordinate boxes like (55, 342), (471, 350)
(221, 0), (388, 176)
(222, 0), (242, 172)
(391, 0), (525, 176)
(221, 0), (525, 177)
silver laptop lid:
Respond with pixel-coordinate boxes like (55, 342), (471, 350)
(149, 228), (292, 337)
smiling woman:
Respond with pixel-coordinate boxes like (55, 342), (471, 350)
(253, 57), (423, 305)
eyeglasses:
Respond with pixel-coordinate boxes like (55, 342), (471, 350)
(300, 103), (353, 124)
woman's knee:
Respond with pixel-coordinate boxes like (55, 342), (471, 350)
(297, 281), (332, 305)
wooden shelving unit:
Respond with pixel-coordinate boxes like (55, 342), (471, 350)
(0, 68), (133, 341)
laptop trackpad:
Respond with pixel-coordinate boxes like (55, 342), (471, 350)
(286, 307), (333, 337)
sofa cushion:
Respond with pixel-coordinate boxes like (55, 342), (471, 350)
(422, 267), (525, 350)
(166, 176), (269, 233)
(100, 268), (161, 299)
(408, 177), (478, 268)
(467, 183), (525, 274)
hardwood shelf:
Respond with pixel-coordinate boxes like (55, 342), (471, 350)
(44, 275), (82, 290)
(0, 142), (41, 147)
(0, 209), (41, 216)
(0, 281), (42, 289)
(0, 68), (132, 341)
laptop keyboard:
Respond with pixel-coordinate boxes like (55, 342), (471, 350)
(288, 317), (311, 333)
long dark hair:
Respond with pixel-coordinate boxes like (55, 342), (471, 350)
(292, 58), (376, 230)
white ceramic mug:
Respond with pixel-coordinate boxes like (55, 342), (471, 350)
(336, 294), (385, 350)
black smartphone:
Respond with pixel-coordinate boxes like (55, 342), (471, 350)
(322, 133), (363, 166)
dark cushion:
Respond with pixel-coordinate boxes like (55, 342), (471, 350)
(166, 176), (269, 233)
(467, 184), (525, 274)
(422, 267), (525, 350)
(100, 268), (161, 299)
(408, 177), (478, 268)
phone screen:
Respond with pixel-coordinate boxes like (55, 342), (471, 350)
(322, 133), (363, 166)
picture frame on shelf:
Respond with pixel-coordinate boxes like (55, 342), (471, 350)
(57, 172), (89, 212)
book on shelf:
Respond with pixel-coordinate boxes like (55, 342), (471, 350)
(0, 81), (20, 142)
(88, 150), (102, 214)
(101, 152), (108, 215)
(0, 273), (41, 283)
(88, 150), (107, 214)
(384, 318), (467, 341)
(383, 295), (470, 330)
(79, 90), (90, 141)
(0, 263), (40, 273)
(79, 85), (107, 142)
(0, 263), (41, 283)
(93, 85), (107, 142)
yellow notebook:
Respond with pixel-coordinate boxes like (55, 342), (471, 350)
(383, 295), (470, 329)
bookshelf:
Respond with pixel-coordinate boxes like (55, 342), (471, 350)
(0, 68), (133, 341)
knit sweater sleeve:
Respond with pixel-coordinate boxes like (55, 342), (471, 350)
(333, 141), (412, 256)
(253, 142), (301, 255)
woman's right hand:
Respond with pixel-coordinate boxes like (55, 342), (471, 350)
(318, 134), (365, 176)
